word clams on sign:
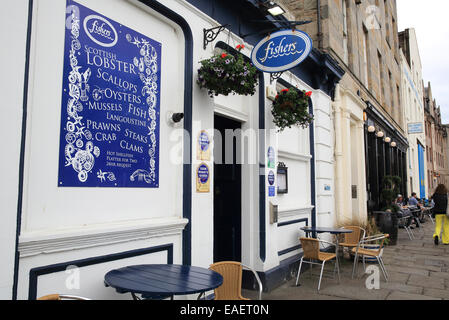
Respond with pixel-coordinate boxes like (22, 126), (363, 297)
(251, 29), (313, 73)
(58, 0), (161, 188)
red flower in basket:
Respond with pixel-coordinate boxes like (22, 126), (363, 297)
(221, 53), (228, 59)
(305, 91), (312, 97)
(281, 89), (289, 93)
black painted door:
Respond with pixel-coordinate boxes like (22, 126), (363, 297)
(213, 115), (242, 263)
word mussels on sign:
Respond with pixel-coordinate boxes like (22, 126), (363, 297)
(251, 29), (313, 73)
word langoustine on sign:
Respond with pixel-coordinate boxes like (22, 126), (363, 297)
(58, 0), (161, 188)
(251, 29), (313, 73)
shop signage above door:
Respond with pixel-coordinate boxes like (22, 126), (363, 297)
(251, 29), (313, 73)
(58, 0), (161, 188)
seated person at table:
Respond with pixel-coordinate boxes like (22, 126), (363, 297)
(408, 193), (421, 208)
(396, 195), (406, 206)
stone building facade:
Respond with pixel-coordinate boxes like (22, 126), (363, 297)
(424, 84), (448, 195)
(398, 28), (427, 199)
(279, 0), (408, 218)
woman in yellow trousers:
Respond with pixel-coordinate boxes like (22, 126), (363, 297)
(430, 184), (449, 245)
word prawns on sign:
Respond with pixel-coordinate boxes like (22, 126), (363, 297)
(251, 29), (313, 73)
(58, 0), (161, 188)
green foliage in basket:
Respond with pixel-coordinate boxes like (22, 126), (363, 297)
(197, 44), (258, 98)
(271, 88), (314, 132)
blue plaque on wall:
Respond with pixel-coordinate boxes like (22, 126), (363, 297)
(58, 0), (161, 188)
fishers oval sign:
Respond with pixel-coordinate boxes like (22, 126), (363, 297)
(251, 29), (312, 73)
(83, 15), (118, 47)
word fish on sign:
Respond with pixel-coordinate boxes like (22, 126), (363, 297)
(59, 0), (161, 188)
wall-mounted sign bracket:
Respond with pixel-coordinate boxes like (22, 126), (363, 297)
(203, 25), (230, 50)
(270, 72), (283, 84)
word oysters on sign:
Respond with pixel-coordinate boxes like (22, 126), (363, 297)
(83, 15), (118, 47)
(251, 29), (312, 73)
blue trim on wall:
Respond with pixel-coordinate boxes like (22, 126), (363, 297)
(278, 245), (302, 257)
(277, 218), (308, 257)
(28, 244), (173, 300)
(13, 0), (34, 300)
(277, 218), (309, 228)
(138, 0), (194, 267)
(308, 98), (317, 236)
(259, 72), (266, 263)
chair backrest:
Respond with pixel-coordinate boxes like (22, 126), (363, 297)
(209, 262), (243, 300)
(343, 226), (365, 245)
(300, 238), (320, 260)
(375, 234), (389, 255)
(37, 294), (90, 300)
(361, 234), (389, 255)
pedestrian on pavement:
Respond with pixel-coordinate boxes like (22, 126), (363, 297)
(430, 184), (449, 245)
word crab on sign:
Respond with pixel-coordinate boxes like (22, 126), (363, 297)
(251, 29), (313, 73)
(58, 0), (161, 188)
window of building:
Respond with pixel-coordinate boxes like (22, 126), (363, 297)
(378, 51), (384, 105)
(388, 70), (394, 109)
(362, 25), (369, 88)
(342, 0), (350, 65)
(384, 0), (391, 47)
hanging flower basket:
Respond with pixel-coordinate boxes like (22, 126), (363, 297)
(197, 45), (258, 98)
(272, 88), (314, 132)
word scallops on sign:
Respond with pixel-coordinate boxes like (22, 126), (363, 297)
(58, 0), (161, 188)
(251, 29), (313, 73)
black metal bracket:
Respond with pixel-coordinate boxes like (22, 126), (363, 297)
(270, 72), (283, 84)
(203, 25), (230, 50)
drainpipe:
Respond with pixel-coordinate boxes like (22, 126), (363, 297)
(317, 0), (323, 50)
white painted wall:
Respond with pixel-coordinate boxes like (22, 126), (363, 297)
(0, 0), (30, 299)
(5, 0), (338, 299)
(16, 0), (188, 299)
(333, 83), (367, 225)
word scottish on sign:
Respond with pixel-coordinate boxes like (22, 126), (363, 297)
(58, 0), (161, 188)
(251, 29), (313, 73)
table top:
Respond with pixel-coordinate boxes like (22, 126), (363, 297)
(104, 264), (223, 296)
(300, 226), (354, 235)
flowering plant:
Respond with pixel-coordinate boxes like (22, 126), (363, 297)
(272, 88), (314, 131)
(197, 45), (258, 97)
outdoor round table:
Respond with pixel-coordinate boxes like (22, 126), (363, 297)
(104, 264), (223, 300)
(300, 226), (353, 270)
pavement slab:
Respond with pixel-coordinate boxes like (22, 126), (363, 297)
(423, 288), (449, 300)
(255, 221), (448, 300)
(386, 291), (441, 300)
(380, 282), (423, 295)
(407, 275), (446, 290)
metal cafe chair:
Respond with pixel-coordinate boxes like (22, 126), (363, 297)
(209, 261), (263, 300)
(397, 213), (415, 240)
(410, 207), (424, 234)
(351, 234), (390, 282)
(338, 226), (366, 257)
(425, 208), (435, 225)
(37, 294), (91, 300)
(296, 238), (340, 292)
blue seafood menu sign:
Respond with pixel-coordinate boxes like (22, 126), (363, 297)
(58, 0), (161, 188)
(251, 29), (312, 73)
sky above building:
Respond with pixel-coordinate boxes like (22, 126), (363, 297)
(397, 0), (449, 124)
